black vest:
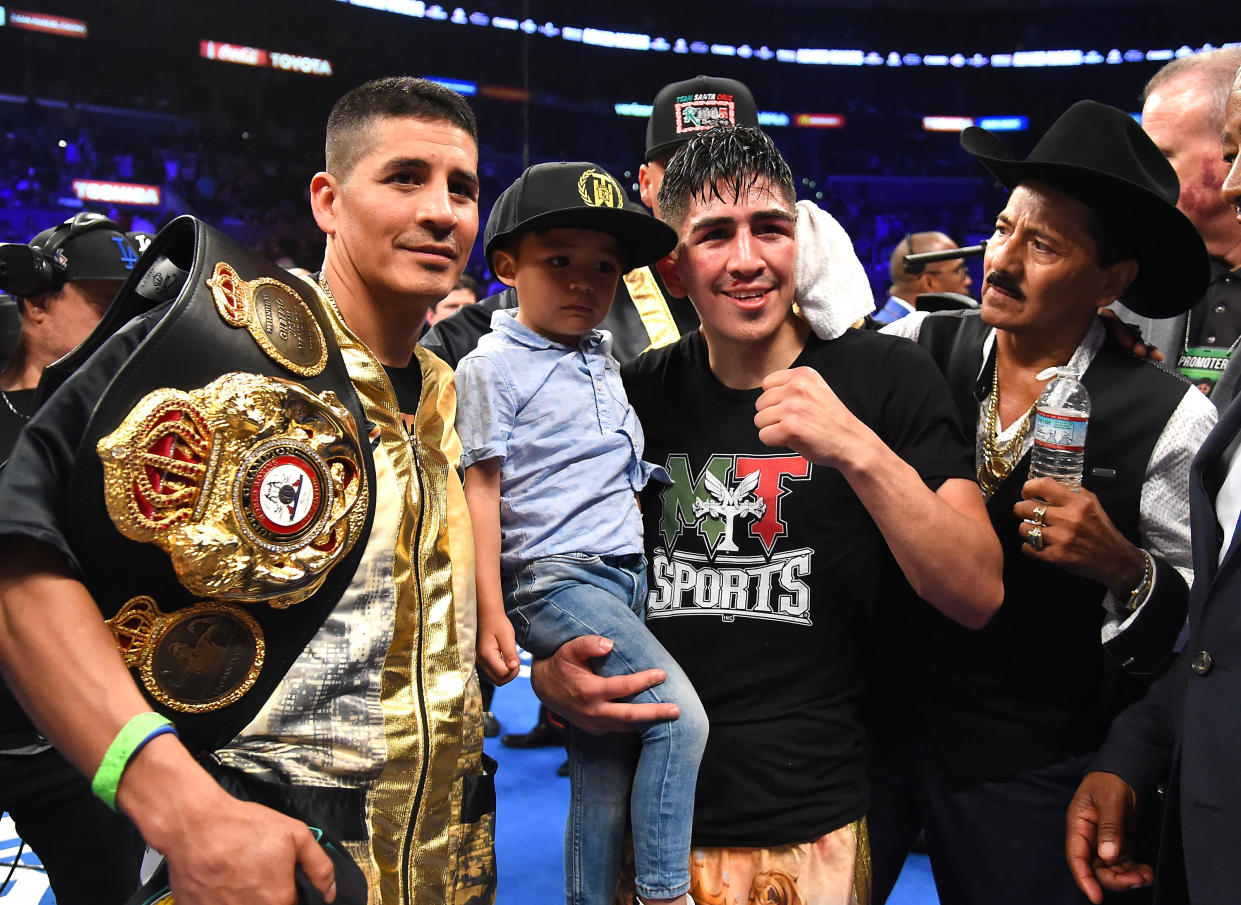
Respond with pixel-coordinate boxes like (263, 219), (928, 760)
(916, 311), (1188, 782)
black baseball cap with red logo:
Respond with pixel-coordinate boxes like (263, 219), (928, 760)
(644, 75), (759, 162)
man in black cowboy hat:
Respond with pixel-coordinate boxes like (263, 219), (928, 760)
(869, 100), (1218, 905)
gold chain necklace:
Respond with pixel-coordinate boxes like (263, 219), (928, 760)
(977, 360), (1036, 500)
(317, 274), (341, 316)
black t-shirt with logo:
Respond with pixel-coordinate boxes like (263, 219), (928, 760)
(622, 328), (972, 847)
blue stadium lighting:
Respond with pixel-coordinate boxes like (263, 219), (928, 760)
(425, 76), (477, 95)
(757, 111), (791, 127)
(977, 116), (1028, 131)
(365, 0), (423, 15)
(584, 29), (650, 50)
(614, 103), (654, 118)
(796, 48), (865, 65)
(334, 2), (1237, 73)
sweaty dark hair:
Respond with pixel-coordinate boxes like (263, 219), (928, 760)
(657, 125), (795, 230)
(325, 76), (478, 179)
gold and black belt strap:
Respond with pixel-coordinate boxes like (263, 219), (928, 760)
(62, 216), (376, 754)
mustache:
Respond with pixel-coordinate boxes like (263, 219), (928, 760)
(985, 270), (1025, 301)
(402, 227), (458, 250)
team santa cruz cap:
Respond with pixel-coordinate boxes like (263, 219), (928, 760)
(645, 75), (759, 162)
(484, 162), (677, 272)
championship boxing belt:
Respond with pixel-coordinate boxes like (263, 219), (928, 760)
(61, 216), (376, 754)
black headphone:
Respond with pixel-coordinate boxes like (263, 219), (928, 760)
(0, 212), (123, 297)
(901, 231), (926, 275)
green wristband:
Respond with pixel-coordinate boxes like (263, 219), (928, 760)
(91, 712), (176, 811)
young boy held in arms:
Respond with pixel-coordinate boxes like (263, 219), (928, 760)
(455, 162), (707, 905)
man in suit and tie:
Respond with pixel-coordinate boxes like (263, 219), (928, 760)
(1067, 62), (1241, 905)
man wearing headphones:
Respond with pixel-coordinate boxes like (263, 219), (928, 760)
(873, 231), (974, 325)
(0, 213), (143, 904)
(0, 213), (140, 461)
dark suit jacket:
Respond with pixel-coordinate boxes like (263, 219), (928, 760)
(1094, 391), (1241, 904)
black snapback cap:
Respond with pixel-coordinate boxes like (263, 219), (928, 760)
(30, 213), (139, 283)
(644, 75), (759, 162)
(484, 162), (677, 272)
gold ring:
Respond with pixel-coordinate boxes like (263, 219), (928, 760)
(1027, 524), (1044, 551)
(1032, 504), (1047, 526)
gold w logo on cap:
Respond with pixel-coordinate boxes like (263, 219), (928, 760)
(577, 169), (625, 209)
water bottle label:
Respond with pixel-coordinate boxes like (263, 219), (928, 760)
(1033, 409), (1087, 451)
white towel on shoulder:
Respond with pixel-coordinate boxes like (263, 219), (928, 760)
(794, 199), (876, 340)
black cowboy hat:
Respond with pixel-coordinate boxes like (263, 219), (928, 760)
(960, 99), (1209, 319)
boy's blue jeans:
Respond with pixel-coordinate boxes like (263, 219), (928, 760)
(504, 552), (708, 905)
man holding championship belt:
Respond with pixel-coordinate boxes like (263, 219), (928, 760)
(0, 76), (495, 905)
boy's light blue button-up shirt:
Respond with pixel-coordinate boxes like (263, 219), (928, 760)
(454, 310), (665, 573)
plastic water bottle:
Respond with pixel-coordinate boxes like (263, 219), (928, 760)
(1028, 366), (1090, 490)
